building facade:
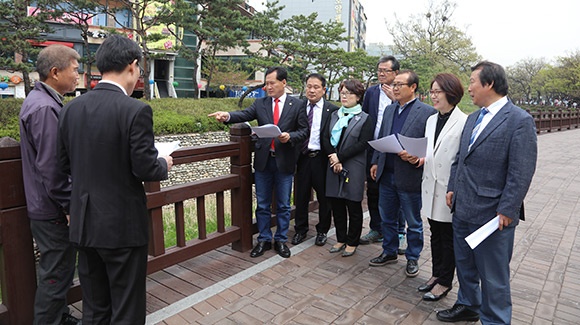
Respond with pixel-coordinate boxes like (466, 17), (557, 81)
(269, 0), (367, 52)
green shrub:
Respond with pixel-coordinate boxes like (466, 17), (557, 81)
(0, 99), (23, 140)
(0, 97), (258, 140)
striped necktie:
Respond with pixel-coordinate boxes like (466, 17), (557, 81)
(469, 108), (489, 148)
(301, 102), (315, 154)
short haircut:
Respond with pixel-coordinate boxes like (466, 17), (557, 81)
(399, 70), (419, 93)
(265, 67), (287, 82)
(305, 73), (327, 87)
(471, 61), (508, 96)
(431, 73), (464, 106)
(339, 79), (365, 104)
(377, 55), (400, 71)
(96, 35), (142, 74)
(36, 45), (80, 81)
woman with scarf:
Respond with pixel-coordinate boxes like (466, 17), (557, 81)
(322, 79), (374, 257)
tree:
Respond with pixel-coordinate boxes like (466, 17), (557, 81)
(49, 0), (102, 92)
(104, 0), (175, 100)
(0, 0), (61, 95)
(165, 0), (250, 99)
(388, 0), (480, 92)
(506, 58), (548, 103)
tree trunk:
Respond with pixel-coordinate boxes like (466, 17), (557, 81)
(237, 83), (264, 108)
(23, 70), (31, 96)
(143, 57), (152, 100)
(191, 62), (199, 99)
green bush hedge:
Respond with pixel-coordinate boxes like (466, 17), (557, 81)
(0, 97), (256, 141)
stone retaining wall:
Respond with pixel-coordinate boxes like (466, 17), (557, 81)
(156, 131), (233, 188)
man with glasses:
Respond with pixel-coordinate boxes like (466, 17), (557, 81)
(368, 70), (435, 278)
(361, 56), (407, 255)
(58, 35), (173, 323)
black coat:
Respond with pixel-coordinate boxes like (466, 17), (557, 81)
(58, 83), (168, 248)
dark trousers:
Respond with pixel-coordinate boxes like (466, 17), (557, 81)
(30, 217), (76, 325)
(366, 176), (381, 231)
(428, 218), (455, 287)
(367, 176), (406, 235)
(330, 198), (363, 246)
(294, 152), (331, 235)
(77, 245), (148, 325)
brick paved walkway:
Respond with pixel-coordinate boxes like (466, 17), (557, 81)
(146, 129), (580, 324)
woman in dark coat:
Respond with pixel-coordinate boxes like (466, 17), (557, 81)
(322, 79), (374, 257)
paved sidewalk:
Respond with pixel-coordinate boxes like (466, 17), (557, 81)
(148, 129), (580, 324)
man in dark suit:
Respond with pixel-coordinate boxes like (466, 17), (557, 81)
(57, 35), (173, 324)
(209, 67), (308, 258)
(437, 61), (537, 324)
(291, 73), (338, 246)
(360, 56), (407, 255)
(368, 70), (436, 278)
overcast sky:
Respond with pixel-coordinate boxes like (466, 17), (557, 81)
(248, 0), (580, 67)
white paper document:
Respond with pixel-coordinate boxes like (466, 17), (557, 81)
(465, 216), (500, 249)
(155, 140), (180, 157)
(251, 124), (282, 138)
(398, 134), (428, 158)
(368, 134), (428, 158)
(368, 134), (404, 153)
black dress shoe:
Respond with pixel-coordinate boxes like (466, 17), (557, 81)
(405, 259), (419, 277)
(436, 304), (480, 322)
(418, 281), (437, 292)
(423, 285), (451, 301)
(369, 253), (397, 266)
(274, 241), (291, 258)
(315, 233), (327, 246)
(291, 232), (307, 245)
(250, 241), (271, 258)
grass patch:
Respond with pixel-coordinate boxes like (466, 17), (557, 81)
(161, 193), (233, 248)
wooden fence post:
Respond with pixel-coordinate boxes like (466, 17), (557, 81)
(0, 139), (36, 325)
(229, 125), (253, 252)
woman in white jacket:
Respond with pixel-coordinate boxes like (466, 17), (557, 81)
(417, 73), (467, 301)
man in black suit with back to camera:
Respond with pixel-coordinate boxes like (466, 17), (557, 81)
(58, 35), (173, 324)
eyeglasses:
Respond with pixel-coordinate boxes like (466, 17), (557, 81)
(392, 83), (409, 89)
(429, 89), (444, 97)
(377, 68), (394, 74)
(339, 91), (354, 97)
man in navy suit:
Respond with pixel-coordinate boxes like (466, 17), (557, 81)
(209, 67), (308, 258)
(368, 70), (436, 278)
(291, 73), (338, 246)
(437, 61), (537, 324)
(360, 56), (407, 254)
(58, 35), (173, 323)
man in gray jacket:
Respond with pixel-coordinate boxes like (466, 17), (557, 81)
(19, 45), (81, 325)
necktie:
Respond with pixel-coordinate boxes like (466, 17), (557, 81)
(302, 102), (315, 154)
(271, 98), (280, 151)
(469, 108), (489, 147)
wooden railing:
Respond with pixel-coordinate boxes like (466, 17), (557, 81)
(0, 125), (257, 325)
(527, 109), (580, 133)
